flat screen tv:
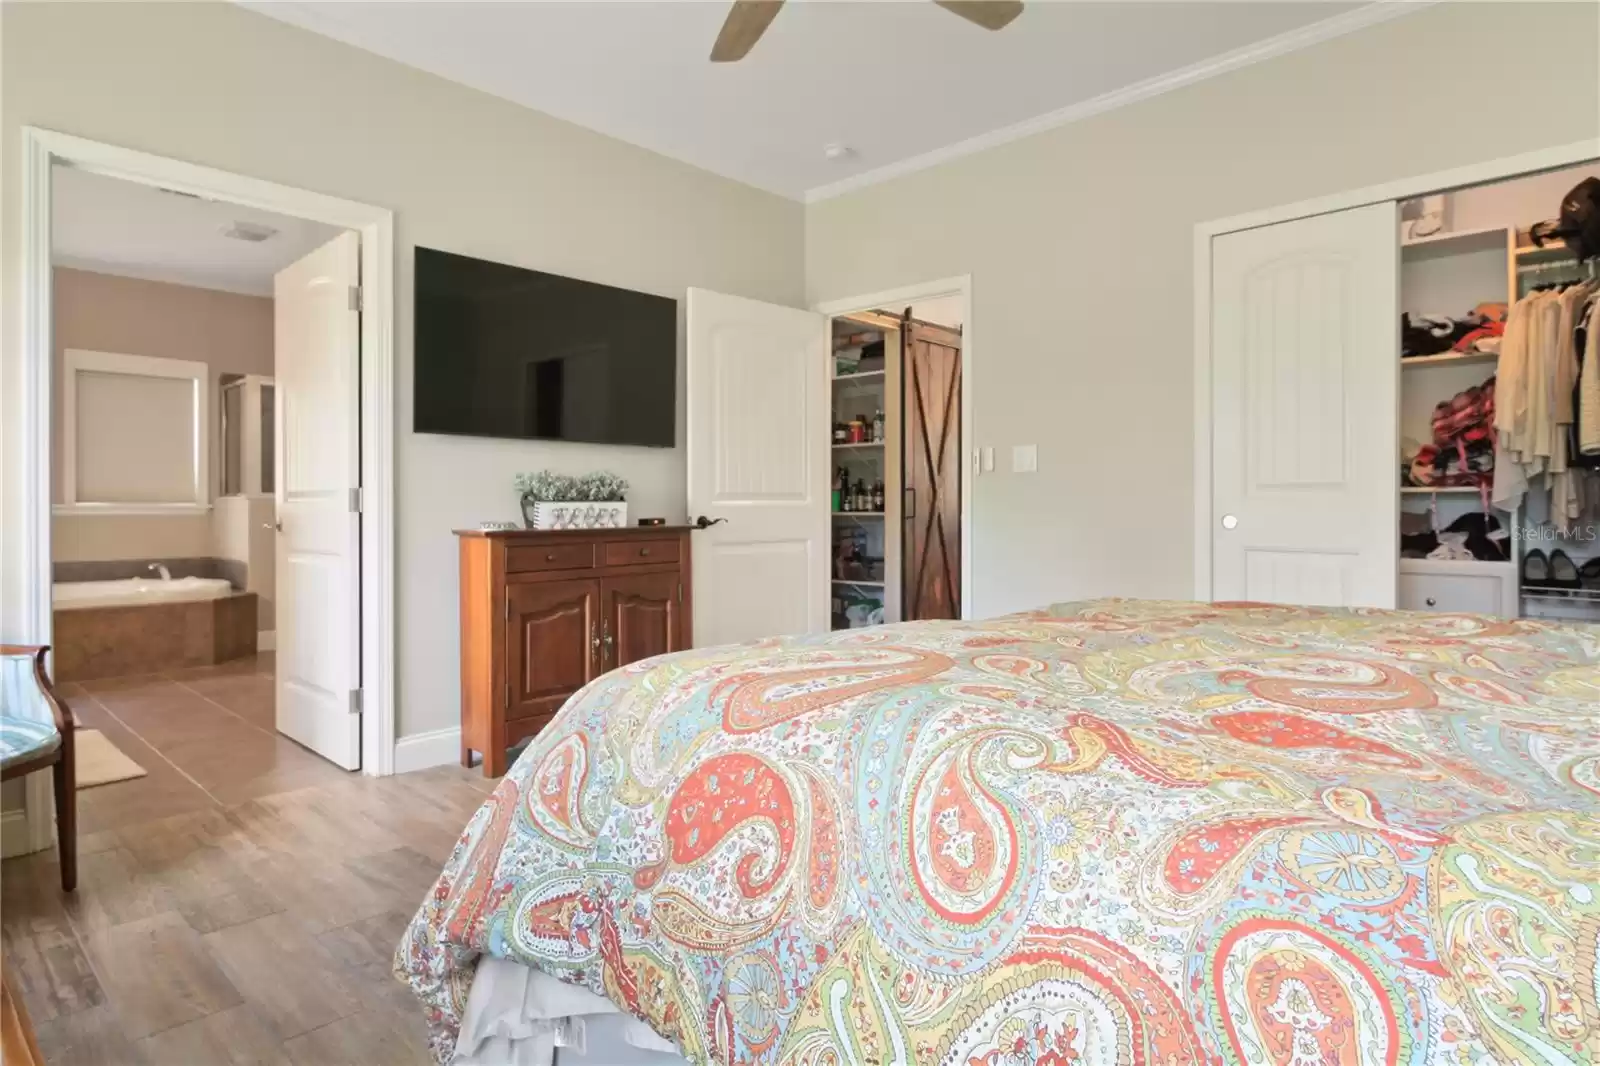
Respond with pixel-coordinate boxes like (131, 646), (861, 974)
(413, 247), (677, 447)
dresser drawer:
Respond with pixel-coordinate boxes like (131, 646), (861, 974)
(603, 539), (679, 567)
(506, 542), (595, 573)
(1398, 568), (1514, 618)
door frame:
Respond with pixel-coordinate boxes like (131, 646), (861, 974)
(815, 276), (973, 618)
(15, 128), (397, 849)
(1191, 139), (1600, 602)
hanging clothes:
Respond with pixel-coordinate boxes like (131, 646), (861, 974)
(1493, 294), (1535, 510)
(1497, 279), (1600, 525)
(1580, 295), (1600, 455)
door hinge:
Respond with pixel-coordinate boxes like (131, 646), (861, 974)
(348, 688), (363, 716)
(347, 487), (363, 513)
(348, 285), (363, 313)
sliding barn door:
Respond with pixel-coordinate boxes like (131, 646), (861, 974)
(686, 289), (829, 646)
(902, 319), (962, 620)
(1211, 203), (1398, 607)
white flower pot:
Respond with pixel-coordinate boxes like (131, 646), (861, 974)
(523, 499), (629, 531)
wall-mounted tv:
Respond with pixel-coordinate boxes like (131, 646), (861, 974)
(413, 247), (677, 447)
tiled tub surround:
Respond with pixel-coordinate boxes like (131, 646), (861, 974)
(53, 556), (248, 588)
(53, 592), (257, 681)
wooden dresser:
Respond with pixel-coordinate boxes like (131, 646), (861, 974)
(456, 526), (692, 776)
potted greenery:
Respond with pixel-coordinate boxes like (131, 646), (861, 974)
(515, 470), (629, 530)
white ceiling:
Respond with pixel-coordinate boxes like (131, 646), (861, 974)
(246, 0), (1383, 201)
(52, 165), (342, 296)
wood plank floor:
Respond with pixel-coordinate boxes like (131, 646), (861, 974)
(1, 656), (493, 1065)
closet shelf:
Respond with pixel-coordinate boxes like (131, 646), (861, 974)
(1514, 239), (1573, 259)
(833, 511), (884, 518)
(1401, 225), (1509, 258)
(834, 441), (884, 450)
(1401, 350), (1497, 369)
(1400, 485), (1481, 495)
(1521, 586), (1600, 602)
(832, 578), (885, 587)
(833, 370), (885, 383)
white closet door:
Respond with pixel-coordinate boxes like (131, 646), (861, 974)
(686, 288), (829, 646)
(1211, 202), (1398, 607)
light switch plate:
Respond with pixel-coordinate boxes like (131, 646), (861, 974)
(1012, 444), (1037, 473)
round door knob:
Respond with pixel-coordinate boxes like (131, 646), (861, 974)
(1221, 514), (1238, 530)
(1425, 597), (1437, 607)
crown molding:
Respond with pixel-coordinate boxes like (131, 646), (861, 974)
(804, 1), (1435, 204)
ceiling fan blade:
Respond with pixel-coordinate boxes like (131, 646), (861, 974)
(933, 0), (1023, 31)
(710, 0), (785, 62)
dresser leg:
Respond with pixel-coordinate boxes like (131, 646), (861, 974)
(485, 745), (506, 779)
(459, 739), (473, 769)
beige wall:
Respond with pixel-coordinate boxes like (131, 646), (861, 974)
(807, 1), (1600, 618)
(2, 1), (805, 740)
(51, 267), (274, 561)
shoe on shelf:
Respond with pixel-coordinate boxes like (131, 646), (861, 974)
(1522, 548), (1551, 589)
(1581, 557), (1600, 590)
(1549, 549), (1582, 590)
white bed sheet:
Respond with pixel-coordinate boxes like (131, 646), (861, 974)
(452, 956), (690, 1066)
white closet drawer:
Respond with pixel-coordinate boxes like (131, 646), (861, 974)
(1398, 560), (1517, 619)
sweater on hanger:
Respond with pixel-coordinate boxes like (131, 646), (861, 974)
(1492, 295), (1534, 510)
(1582, 297), (1600, 454)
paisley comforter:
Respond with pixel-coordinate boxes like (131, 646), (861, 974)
(397, 599), (1600, 1065)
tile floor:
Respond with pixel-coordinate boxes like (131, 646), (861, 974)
(2, 654), (495, 1065)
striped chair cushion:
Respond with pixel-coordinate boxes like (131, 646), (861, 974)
(1, 655), (60, 770)
(0, 716), (59, 770)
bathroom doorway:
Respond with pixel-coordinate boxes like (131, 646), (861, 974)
(9, 130), (396, 857)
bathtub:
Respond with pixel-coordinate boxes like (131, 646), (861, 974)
(53, 576), (235, 610)
(51, 580), (257, 681)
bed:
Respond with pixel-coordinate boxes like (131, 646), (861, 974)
(397, 599), (1600, 1065)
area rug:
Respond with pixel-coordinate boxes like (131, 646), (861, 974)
(75, 729), (147, 789)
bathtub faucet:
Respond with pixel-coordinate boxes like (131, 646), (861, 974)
(146, 562), (172, 581)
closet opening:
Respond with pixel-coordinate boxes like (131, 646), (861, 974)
(824, 293), (966, 630)
(1399, 159), (1600, 622)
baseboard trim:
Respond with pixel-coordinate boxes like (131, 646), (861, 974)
(392, 727), (461, 774)
(1, 807), (40, 860)
(257, 630), (276, 652)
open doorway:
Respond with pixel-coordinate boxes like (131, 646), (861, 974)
(1396, 159), (1600, 622)
(44, 164), (367, 801)
(819, 282), (970, 627)
(9, 129), (396, 858)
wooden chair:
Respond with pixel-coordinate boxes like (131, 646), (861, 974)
(0, 646), (76, 892)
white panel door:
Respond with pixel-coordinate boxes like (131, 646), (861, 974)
(274, 232), (361, 769)
(687, 288), (828, 646)
(1212, 203), (1398, 607)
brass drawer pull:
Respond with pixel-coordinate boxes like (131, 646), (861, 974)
(639, 547), (650, 556)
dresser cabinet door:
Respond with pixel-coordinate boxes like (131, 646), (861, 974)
(602, 572), (682, 670)
(505, 579), (599, 720)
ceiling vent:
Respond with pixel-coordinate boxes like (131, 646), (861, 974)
(220, 221), (278, 243)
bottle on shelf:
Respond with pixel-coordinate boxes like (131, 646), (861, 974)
(872, 480), (884, 512)
(832, 467), (842, 512)
(872, 409), (885, 443)
(856, 479), (871, 513)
